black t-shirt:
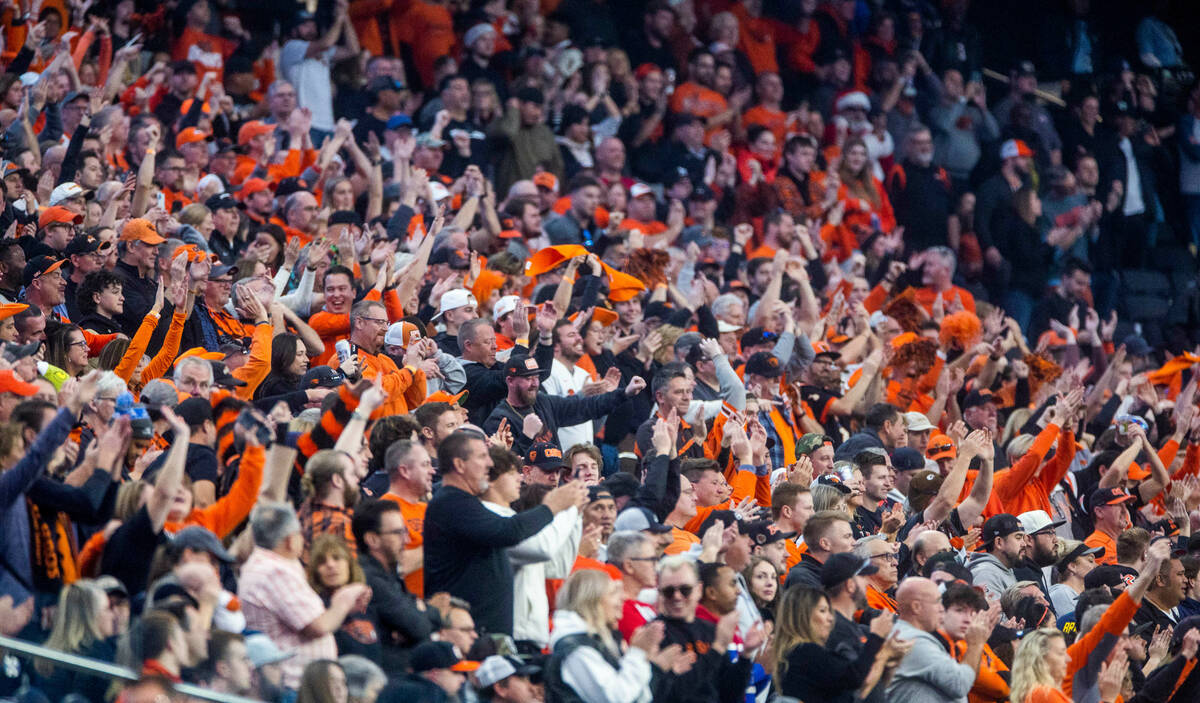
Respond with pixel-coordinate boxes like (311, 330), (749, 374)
(101, 505), (163, 596)
(800, 384), (850, 443)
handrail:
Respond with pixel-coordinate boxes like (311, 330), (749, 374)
(0, 634), (262, 703)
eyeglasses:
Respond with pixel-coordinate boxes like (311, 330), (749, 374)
(627, 556), (658, 562)
(659, 584), (694, 599)
(928, 443), (954, 455)
(359, 317), (388, 325)
(95, 396), (120, 403)
(869, 553), (899, 562)
(69, 340), (89, 349)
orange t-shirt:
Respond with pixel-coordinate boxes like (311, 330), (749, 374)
(1026, 688), (1071, 703)
(1084, 530), (1117, 565)
(664, 527), (700, 555)
(381, 492), (427, 597)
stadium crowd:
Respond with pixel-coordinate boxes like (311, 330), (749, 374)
(2, 0), (1200, 702)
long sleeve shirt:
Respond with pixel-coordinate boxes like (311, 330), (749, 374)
(423, 485), (555, 636)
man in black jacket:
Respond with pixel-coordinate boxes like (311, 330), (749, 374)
(654, 556), (753, 703)
(423, 430), (587, 636)
(352, 500), (440, 670)
(459, 307), (555, 427)
(483, 353), (646, 458)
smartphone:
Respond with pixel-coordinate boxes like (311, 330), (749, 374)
(123, 33), (143, 50)
(236, 407), (273, 446)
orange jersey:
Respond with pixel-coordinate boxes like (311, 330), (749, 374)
(381, 492), (427, 597)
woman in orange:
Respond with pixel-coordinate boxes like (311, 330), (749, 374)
(1009, 628), (1126, 703)
(835, 137), (896, 234)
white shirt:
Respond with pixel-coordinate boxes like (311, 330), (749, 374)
(542, 358), (595, 451)
(279, 41), (336, 131)
(1119, 136), (1146, 216)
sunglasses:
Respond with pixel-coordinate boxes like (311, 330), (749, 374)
(659, 584), (694, 599)
(928, 443), (954, 455)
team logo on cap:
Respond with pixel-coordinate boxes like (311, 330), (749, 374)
(525, 358), (537, 369)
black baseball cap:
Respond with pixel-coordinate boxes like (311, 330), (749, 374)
(205, 192), (244, 211)
(409, 641), (478, 673)
(745, 351), (784, 378)
(302, 366), (344, 389)
(1056, 542), (1105, 571)
(64, 234), (112, 257)
(1088, 487), (1135, 511)
(745, 520), (796, 547)
(603, 472), (639, 499)
(1084, 563), (1137, 590)
(504, 354), (542, 378)
(981, 513), (1024, 547)
(174, 396), (214, 428)
(820, 552), (878, 589)
(961, 389), (1000, 410)
(697, 510), (747, 537)
(890, 447), (926, 472)
(816, 474), (852, 495)
(527, 442), (566, 471)
(740, 327), (778, 349)
(329, 210), (364, 228)
(209, 360), (247, 388)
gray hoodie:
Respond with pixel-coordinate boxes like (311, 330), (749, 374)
(886, 618), (976, 703)
(968, 551), (1017, 600)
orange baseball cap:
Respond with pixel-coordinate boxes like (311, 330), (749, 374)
(0, 303), (28, 321)
(927, 433), (956, 461)
(38, 205), (83, 229)
(238, 178), (272, 200)
(177, 347), (224, 362)
(0, 369), (38, 397)
(175, 127), (212, 149)
(120, 218), (166, 245)
(425, 389), (468, 406)
(497, 216), (521, 239)
(532, 172), (558, 192)
(237, 120), (275, 146)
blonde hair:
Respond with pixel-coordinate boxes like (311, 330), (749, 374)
(556, 570), (620, 656)
(769, 585), (829, 679)
(37, 581), (108, 675)
(177, 203), (211, 228)
(1009, 628), (1064, 703)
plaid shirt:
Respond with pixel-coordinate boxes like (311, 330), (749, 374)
(238, 547), (336, 689)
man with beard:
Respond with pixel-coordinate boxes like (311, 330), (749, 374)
(459, 311), (555, 428)
(886, 126), (953, 253)
(383, 440), (438, 597)
(298, 449), (363, 558)
(542, 318), (620, 452)
(821, 552), (894, 703)
(974, 138), (1033, 272)
(484, 353), (645, 458)
(968, 513), (1027, 600)
(344, 300), (427, 416)
(352, 500), (440, 670)
(801, 348), (880, 444)
(1015, 510), (1066, 611)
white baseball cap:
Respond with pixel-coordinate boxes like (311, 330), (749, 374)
(475, 655), (540, 689)
(49, 182), (88, 206)
(903, 411), (936, 433)
(432, 289), (477, 320)
(385, 321), (420, 347)
(1018, 510), (1065, 536)
(493, 295), (521, 321)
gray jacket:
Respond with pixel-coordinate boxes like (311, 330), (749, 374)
(968, 551), (1017, 600)
(886, 619), (976, 703)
